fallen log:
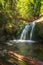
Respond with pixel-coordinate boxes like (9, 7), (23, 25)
(8, 51), (43, 65)
(0, 58), (18, 65)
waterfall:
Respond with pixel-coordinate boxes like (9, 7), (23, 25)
(30, 17), (43, 40)
(6, 17), (43, 45)
(20, 23), (31, 40)
(20, 22), (36, 40)
(30, 22), (36, 40)
(20, 17), (43, 40)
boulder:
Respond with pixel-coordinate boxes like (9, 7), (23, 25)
(32, 22), (43, 41)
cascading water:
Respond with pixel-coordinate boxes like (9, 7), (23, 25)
(20, 23), (31, 40)
(30, 22), (36, 40)
(20, 17), (43, 40)
(20, 22), (36, 40)
(6, 17), (43, 45)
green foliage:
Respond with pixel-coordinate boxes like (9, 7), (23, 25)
(40, 0), (43, 16)
(16, 0), (43, 19)
(33, 0), (41, 17)
(0, 0), (43, 41)
(16, 0), (29, 18)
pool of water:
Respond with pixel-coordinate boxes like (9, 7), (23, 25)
(12, 42), (43, 61)
(0, 41), (43, 65)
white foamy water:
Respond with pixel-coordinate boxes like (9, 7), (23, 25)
(13, 40), (35, 43)
(6, 40), (35, 46)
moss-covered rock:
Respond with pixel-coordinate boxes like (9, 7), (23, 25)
(32, 22), (43, 40)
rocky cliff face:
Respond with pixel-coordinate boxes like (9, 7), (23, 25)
(32, 22), (43, 41)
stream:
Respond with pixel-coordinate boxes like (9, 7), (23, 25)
(0, 40), (43, 65)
